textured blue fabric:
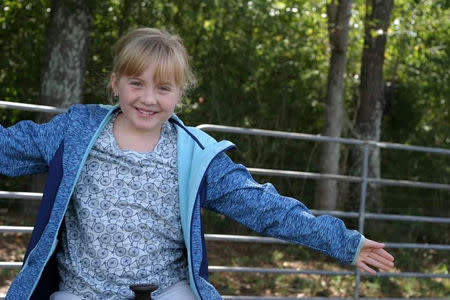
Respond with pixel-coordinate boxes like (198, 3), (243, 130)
(2, 104), (363, 300)
(24, 141), (64, 262)
(2, 105), (233, 300)
(204, 153), (363, 265)
(3, 105), (116, 299)
(5, 105), (115, 300)
(0, 112), (69, 176)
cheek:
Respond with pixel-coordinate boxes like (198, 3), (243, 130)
(164, 96), (180, 110)
(164, 102), (177, 113)
(118, 87), (135, 100)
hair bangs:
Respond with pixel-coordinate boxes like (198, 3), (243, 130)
(151, 47), (185, 87)
(118, 39), (185, 87)
(116, 41), (151, 78)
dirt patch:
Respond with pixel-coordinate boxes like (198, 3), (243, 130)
(0, 233), (29, 295)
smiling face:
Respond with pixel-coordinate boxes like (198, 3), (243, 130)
(110, 65), (181, 138)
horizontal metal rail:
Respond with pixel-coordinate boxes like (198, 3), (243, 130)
(369, 177), (450, 190)
(1, 228), (449, 251)
(1, 261), (447, 280)
(204, 234), (450, 251)
(248, 168), (360, 182)
(197, 124), (450, 155)
(0, 262), (22, 269)
(248, 168), (450, 190)
(310, 210), (450, 224)
(2, 194), (448, 224)
(221, 297), (448, 300)
(211, 266), (353, 276)
(1, 102), (448, 155)
(0, 100), (67, 114)
(0, 226), (34, 233)
(210, 266), (449, 279)
(0, 191), (42, 200)
(0, 296), (443, 300)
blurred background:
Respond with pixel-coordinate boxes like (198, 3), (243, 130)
(0, 0), (448, 298)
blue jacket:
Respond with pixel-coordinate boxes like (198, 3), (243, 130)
(1, 104), (364, 299)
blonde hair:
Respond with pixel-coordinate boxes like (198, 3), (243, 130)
(112, 27), (195, 92)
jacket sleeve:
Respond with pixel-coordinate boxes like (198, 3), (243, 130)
(0, 111), (70, 177)
(203, 153), (364, 265)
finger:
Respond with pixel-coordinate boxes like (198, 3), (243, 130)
(365, 258), (394, 272)
(373, 248), (395, 261)
(368, 252), (394, 270)
(356, 261), (376, 275)
(363, 256), (390, 272)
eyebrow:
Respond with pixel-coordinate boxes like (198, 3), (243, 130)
(127, 75), (176, 86)
(158, 81), (175, 85)
(128, 76), (143, 80)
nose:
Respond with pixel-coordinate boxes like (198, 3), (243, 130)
(142, 88), (157, 105)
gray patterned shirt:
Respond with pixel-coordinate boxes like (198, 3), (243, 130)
(57, 113), (188, 299)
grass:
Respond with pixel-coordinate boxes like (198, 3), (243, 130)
(206, 241), (449, 298)
(0, 233), (27, 295)
(0, 224), (448, 298)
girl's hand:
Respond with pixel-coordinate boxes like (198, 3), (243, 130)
(355, 238), (395, 274)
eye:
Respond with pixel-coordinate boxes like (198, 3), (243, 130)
(129, 79), (142, 87)
(159, 84), (173, 92)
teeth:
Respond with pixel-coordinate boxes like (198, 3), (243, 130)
(137, 108), (155, 115)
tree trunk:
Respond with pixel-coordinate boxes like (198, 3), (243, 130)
(39, 0), (91, 108)
(315, 0), (352, 210)
(27, 0), (92, 215)
(347, 0), (393, 213)
(119, 0), (134, 37)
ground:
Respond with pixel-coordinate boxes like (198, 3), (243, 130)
(0, 234), (448, 298)
(0, 233), (27, 295)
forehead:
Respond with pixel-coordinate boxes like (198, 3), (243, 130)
(119, 49), (183, 86)
(131, 64), (177, 85)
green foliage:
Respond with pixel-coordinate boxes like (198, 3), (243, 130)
(380, 0), (449, 225)
(0, 1), (51, 124)
(0, 0), (449, 296)
(2, 0), (446, 208)
(384, 0), (449, 148)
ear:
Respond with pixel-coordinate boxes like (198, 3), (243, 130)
(110, 73), (119, 96)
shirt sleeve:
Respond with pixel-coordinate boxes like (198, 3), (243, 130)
(0, 110), (70, 177)
(203, 152), (364, 265)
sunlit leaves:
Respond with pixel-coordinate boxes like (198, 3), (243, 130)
(1, 0), (447, 164)
(382, 0), (449, 147)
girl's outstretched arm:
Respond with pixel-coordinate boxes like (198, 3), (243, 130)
(205, 153), (363, 265)
(0, 110), (69, 176)
(355, 238), (395, 274)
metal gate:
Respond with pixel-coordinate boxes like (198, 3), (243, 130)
(1, 101), (449, 299)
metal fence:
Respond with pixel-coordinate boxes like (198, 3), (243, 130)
(0, 100), (449, 299)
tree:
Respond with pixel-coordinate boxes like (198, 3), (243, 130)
(315, 0), (353, 210)
(29, 0), (92, 214)
(347, 0), (393, 213)
(39, 0), (92, 108)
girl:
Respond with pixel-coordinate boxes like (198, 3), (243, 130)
(2, 28), (394, 300)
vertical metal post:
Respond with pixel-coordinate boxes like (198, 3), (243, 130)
(354, 142), (370, 299)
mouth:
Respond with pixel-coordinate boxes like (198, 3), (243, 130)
(135, 107), (157, 116)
